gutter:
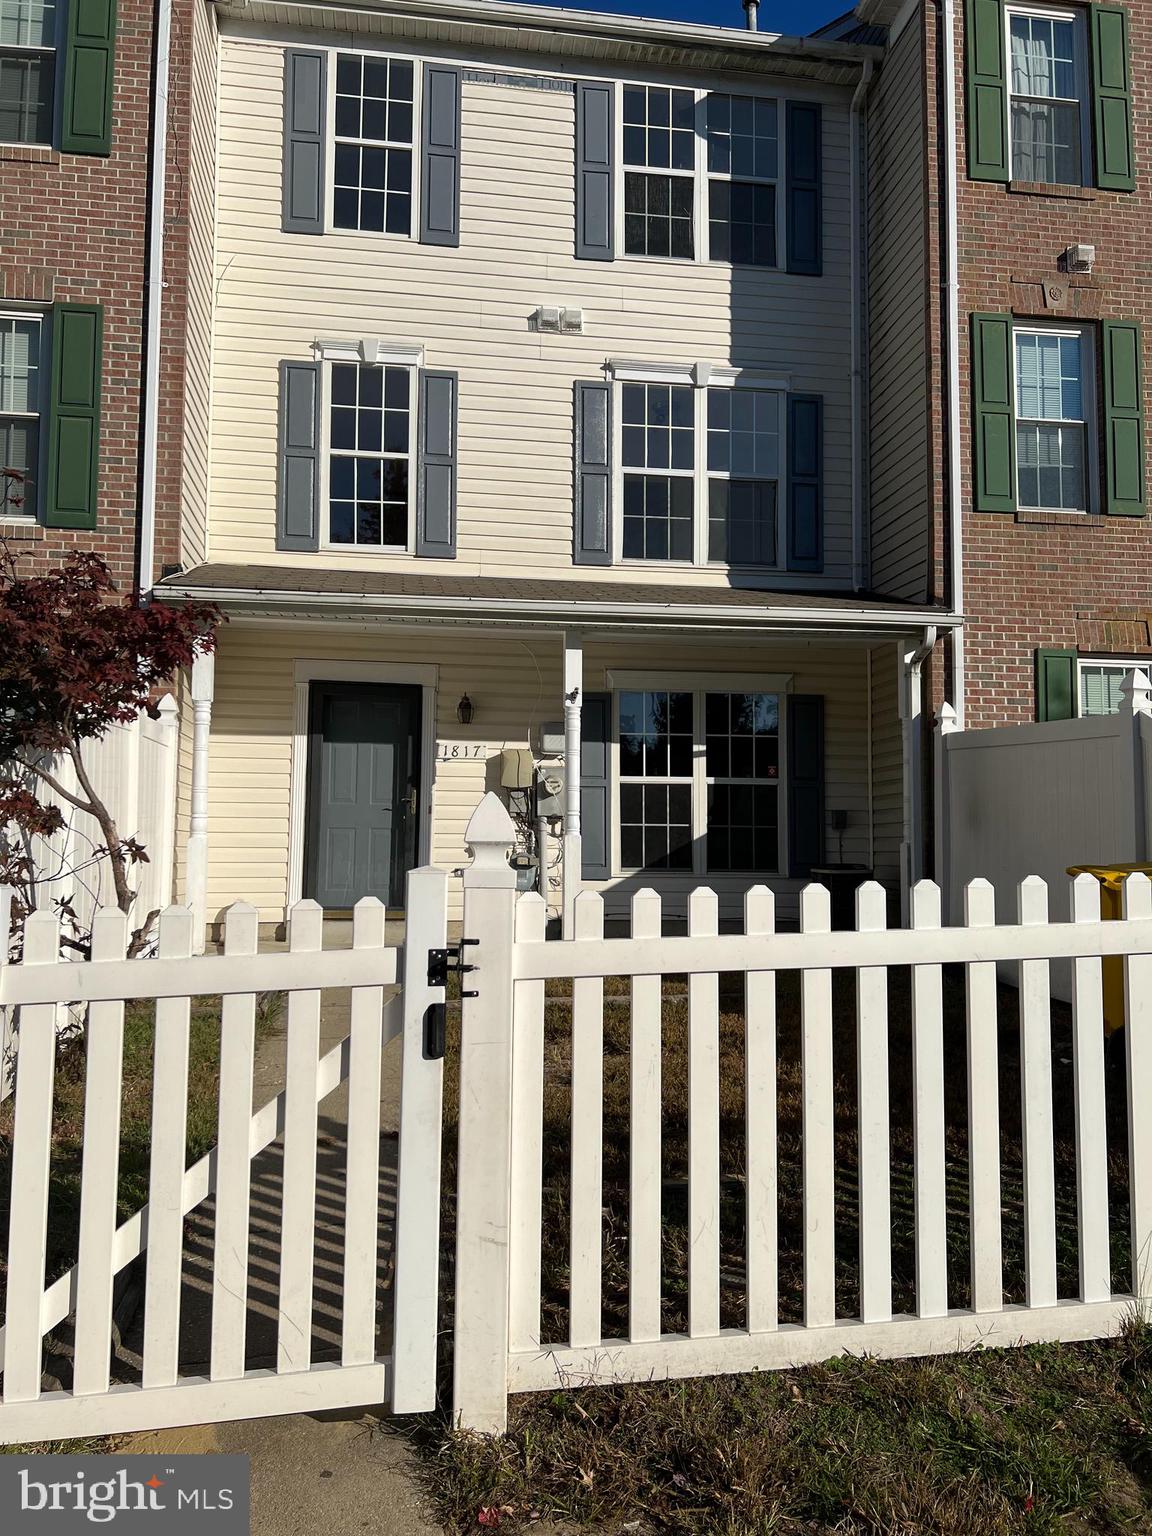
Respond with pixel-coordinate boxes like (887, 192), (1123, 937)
(156, 581), (964, 632)
(136, 0), (173, 599)
(850, 57), (874, 591)
(941, 0), (965, 723)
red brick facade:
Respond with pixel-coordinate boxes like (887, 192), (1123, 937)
(0, 0), (191, 591)
(921, 0), (1152, 727)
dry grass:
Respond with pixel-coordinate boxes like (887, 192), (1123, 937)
(423, 967), (1147, 1533)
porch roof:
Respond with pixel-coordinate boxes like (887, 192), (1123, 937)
(158, 564), (959, 639)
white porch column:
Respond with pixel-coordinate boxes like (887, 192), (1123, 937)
(186, 650), (215, 953)
(933, 701), (960, 924)
(562, 631), (583, 938)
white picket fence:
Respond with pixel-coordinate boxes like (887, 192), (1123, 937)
(0, 872), (448, 1443)
(1, 791), (1152, 1442)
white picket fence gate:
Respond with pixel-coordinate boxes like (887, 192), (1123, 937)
(1, 790), (1151, 1442)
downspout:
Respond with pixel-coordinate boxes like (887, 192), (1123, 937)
(941, 0), (965, 723)
(850, 57), (874, 592)
(900, 624), (937, 921)
(137, 0), (173, 598)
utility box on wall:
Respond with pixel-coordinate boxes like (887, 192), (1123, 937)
(536, 765), (565, 817)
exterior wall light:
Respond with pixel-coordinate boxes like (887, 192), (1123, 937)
(457, 694), (474, 726)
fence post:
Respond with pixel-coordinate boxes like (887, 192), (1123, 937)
(933, 702), (959, 923)
(0, 884), (12, 1102)
(453, 791), (518, 1434)
(1119, 669), (1152, 861)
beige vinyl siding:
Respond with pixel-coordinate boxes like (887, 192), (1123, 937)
(180, 0), (219, 570)
(866, 15), (930, 602)
(868, 640), (904, 908)
(210, 31), (856, 586)
(204, 625), (900, 927)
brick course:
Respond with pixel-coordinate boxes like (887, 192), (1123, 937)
(922, 0), (1152, 728)
(0, 0), (192, 592)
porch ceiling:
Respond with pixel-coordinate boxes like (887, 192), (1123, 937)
(158, 564), (959, 640)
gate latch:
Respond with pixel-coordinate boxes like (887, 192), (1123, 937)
(427, 938), (478, 996)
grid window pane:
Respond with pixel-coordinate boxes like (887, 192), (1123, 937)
(708, 479), (777, 565)
(618, 688), (694, 871)
(0, 315), (39, 413)
(704, 691), (779, 873)
(0, 50), (51, 144)
(332, 52), (415, 234)
(622, 476), (693, 560)
(1080, 664), (1131, 716)
(1008, 13), (1082, 185)
(707, 387), (779, 476)
(623, 383), (694, 471)
(328, 363), (411, 547)
(1, 417), (36, 516)
(623, 171), (694, 259)
(706, 92), (777, 179)
(1016, 421), (1085, 510)
(1015, 330), (1087, 510)
(0, 0), (54, 47)
(708, 180), (776, 267)
(623, 84), (695, 171)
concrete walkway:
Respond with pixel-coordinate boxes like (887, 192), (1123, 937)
(115, 933), (446, 1534)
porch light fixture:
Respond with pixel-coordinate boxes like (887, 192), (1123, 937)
(457, 693), (474, 726)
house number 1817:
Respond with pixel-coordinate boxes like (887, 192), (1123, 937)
(437, 742), (489, 761)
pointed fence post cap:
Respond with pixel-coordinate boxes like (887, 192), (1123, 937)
(464, 791), (518, 890)
(937, 701), (960, 734)
(1119, 668), (1152, 717)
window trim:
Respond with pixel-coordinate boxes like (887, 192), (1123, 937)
(1012, 321), (1097, 515)
(1004, 2), (1092, 187)
(1077, 656), (1152, 715)
(323, 44), (422, 241)
(318, 354), (419, 554)
(610, 366), (790, 570)
(0, 306), (44, 523)
(615, 81), (786, 270)
(607, 671), (791, 880)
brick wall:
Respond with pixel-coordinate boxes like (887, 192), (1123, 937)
(929, 0), (1152, 727)
(0, 0), (192, 592)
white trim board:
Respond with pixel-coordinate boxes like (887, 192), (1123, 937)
(288, 660), (439, 911)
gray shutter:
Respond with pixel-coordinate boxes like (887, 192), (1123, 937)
(787, 695), (825, 878)
(787, 393), (823, 572)
(574, 380), (612, 565)
(417, 369), (458, 558)
(277, 361), (320, 551)
(576, 81), (615, 261)
(420, 64), (461, 247)
(580, 693), (611, 880)
(786, 101), (822, 276)
(282, 50), (327, 235)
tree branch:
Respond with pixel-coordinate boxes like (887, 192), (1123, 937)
(66, 739), (134, 915)
(12, 755), (97, 817)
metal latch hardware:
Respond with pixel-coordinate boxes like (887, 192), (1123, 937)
(426, 938), (479, 996)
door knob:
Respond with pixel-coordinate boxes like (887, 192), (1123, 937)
(406, 787), (418, 815)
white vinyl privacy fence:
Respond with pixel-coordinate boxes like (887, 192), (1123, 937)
(1, 792), (1151, 1442)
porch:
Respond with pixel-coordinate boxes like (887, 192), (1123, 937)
(156, 565), (957, 945)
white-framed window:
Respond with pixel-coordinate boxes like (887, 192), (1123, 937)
(329, 50), (417, 236)
(1013, 324), (1093, 513)
(1006, 5), (1089, 186)
(615, 681), (784, 876)
(0, 310), (42, 520)
(1078, 659), (1151, 716)
(322, 357), (417, 550)
(614, 365), (786, 568)
(0, 0), (56, 147)
(620, 83), (781, 267)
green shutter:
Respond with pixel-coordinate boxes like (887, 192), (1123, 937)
(966, 0), (1009, 182)
(61, 0), (117, 155)
(1036, 649), (1078, 721)
(972, 313), (1016, 512)
(1103, 320), (1145, 515)
(44, 304), (102, 530)
(1091, 5), (1135, 192)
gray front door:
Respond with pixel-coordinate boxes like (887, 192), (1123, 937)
(303, 682), (422, 910)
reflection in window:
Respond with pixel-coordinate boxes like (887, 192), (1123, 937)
(328, 362), (411, 547)
(621, 383), (695, 561)
(1009, 12), (1083, 185)
(622, 85), (696, 259)
(0, 312), (41, 518)
(706, 388), (781, 565)
(705, 94), (778, 266)
(705, 693), (780, 872)
(618, 690), (694, 871)
(1014, 329), (1087, 512)
(332, 53), (414, 235)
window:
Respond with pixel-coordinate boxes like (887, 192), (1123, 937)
(621, 85), (780, 266)
(332, 53), (415, 235)
(1007, 7), (1086, 186)
(617, 686), (781, 875)
(622, 85), (695, 259)
(0, 312), (41, 519)
(707, 387), (780, 563)
(617, 374), (783, 568)
(326, 361), (413, 548)
(1079, 660), (1149, 716)
(0, 0), (56, 146)
(1014, 327), (1089, 512)
(706, 94), (778, 267)
(621, 382), (695, 560)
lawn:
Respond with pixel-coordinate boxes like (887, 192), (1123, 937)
(421, 966), (1149, 1533)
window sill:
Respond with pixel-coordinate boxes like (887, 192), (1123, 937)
(0, 143), (59, 164)
(0, 518), (43, 540)
(1014, 508), (1101, 526)
(1008, 179), (1098, 201)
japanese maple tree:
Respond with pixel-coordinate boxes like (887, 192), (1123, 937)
(0, 546), (219, 956)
